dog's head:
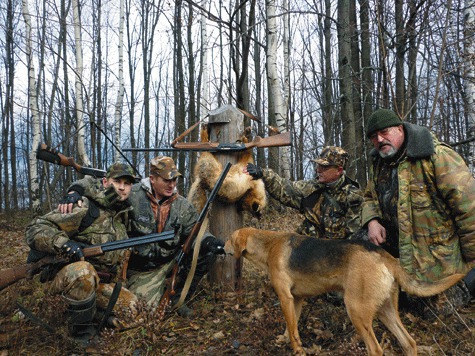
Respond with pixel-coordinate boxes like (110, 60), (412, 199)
(224, 229), (249, 258)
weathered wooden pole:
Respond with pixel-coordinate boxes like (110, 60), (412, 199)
(206, 105), (244, 290)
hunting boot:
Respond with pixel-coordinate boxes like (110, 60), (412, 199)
(65, 292), (97, 341)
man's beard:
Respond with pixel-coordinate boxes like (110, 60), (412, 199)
(378, 145), (397, 158)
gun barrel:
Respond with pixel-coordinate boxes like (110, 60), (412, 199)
(83, 230), (175, 257)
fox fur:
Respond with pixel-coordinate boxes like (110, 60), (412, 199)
(188, 125), (267, 217)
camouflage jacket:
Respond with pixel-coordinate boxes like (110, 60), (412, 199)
(262, 169), (363, 239)
(362, 122), (475, 282)
(71, 177), (211, 270)
(25, 186), (131, 275)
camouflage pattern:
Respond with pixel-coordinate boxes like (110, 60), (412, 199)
(262, 168), (363, 239)
(150, 156), (182, 179)
(71, 176), (216, 306)
(313, 146), (349, 168)
(25, 186), (131, 274)
(362, 122), (475, 283)
(50, 261), (99, 301)
(106, 162), (137, 181)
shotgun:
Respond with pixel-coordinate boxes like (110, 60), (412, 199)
(36, 144), (107, 178)
(121, 131), (292, 152)
(156, 162), (232, 320)
(0, 230), (175, 291)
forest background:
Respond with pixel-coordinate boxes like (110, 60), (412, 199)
(1, 0), (475, 213)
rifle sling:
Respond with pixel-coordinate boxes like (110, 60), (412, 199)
(173, 217), (209, 310)
(16, 302), (55, 334)
(95, 281), (122, 337)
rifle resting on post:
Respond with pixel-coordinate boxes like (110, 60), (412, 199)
(36, 143), (107, 178)
(156, 162), (232, 320)
(121, 131), (292, 152)
(0, 230), (175, 291)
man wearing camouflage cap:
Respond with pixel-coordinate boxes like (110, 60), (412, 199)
(26, 162), (138, 338)
(362, 108), (475, 314)
(245, 146), (363, 239)
(62, 156), (225, 317)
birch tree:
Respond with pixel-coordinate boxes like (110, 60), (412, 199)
(266, 0), (290, 177)
(465, 0), (475, 173)
(22, 0), (41, 213)
(72, 0), (90, 166)
(114, 0), (125, 162)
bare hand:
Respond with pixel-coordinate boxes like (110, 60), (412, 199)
(367, 219), (386, 246)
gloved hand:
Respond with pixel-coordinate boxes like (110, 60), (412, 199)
(246, 163), (263, 180)
(202, 236), (225, 255)
(58, 191), (83, 214)
(61, 240), (87, 262)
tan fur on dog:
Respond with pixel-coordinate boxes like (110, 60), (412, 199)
(224, 227), (464, 356)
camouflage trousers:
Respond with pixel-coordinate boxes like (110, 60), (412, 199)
(50, 261), (139, 327)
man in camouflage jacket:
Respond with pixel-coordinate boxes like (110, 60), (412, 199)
(363, 109), (475, 311)
(25, 163), (138, 334)
(246, 146), (363, 239)
(64, 156), (225, 315)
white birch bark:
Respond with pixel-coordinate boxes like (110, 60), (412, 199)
(72, 0), (90, 165)
(266, 0), (290, 178)
(114, 0), (125, 161)
(201, 8), (209, 118)
(22, 0), (41, 212)
(465, 0), (475, 173)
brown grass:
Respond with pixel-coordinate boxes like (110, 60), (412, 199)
(0, 209), (473, 355)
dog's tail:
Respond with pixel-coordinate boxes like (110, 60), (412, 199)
(384, 255), (465, 297)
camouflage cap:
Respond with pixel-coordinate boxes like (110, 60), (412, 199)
(312, 146), (349, 168)
(106, 162), (136, 182)
(150, 156), (182, 179)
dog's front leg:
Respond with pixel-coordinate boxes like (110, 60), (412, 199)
(277, 291), (305, 355)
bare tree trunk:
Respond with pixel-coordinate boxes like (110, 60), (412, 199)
(22, 0), (41, 213)
(72, 0), (90, 166)
(338, 0), (356, 166)
(114, 0), (125, 162)
(266, 0), (290, 177)
(465, 0), (475, 173)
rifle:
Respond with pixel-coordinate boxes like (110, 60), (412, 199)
(156, 162), (232, 320)
(36, 143), (107, 178)
(121, 131), (291, 152)
(0, 230), (175, 291)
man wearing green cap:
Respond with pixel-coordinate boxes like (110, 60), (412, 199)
(245, 146), (364, 239)
(60, 156), (225, 317)
(25, 162), (139, 337)
(362, 108), (475, 313)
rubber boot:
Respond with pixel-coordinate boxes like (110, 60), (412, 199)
(65, 292), (97, 341)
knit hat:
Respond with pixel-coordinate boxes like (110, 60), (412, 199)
(312, 146), (349, 168)
(150, 156), (182, 179)
(106, 163), (136, 182)
(366, 109), (403, 138)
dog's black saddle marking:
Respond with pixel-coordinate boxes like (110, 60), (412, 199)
(288, 235), (381, 272)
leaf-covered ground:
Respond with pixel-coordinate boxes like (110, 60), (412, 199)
(0, 210), (473, 355)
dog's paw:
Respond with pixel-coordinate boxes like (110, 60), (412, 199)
(275, 334), (289, 344)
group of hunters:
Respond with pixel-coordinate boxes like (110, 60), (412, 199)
(23, 108), (475, 341)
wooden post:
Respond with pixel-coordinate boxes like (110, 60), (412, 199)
(206, 105), (243, 290)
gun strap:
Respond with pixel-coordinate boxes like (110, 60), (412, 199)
(173, 217), (209, 309)
(94, 281), (122, 337)
(171, 115), (208, 147)
(16, 302), (55, 334)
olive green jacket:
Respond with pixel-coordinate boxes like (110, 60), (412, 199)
(25, 186), (131, 275)
(362, 122), (475, 282)
(262, 169), (363, 239)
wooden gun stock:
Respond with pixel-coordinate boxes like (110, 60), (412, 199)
(36, 143), (107, 178)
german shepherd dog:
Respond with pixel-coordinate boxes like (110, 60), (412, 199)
(224, 227), (464, 356)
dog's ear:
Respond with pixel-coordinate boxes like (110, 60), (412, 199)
(233, 233), (248, 258)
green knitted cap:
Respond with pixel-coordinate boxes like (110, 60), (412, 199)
(366, 109), (403, 138)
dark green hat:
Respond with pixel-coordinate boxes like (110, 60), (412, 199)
(366, 109), (403, 138)
(106, 162), (136, 182)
